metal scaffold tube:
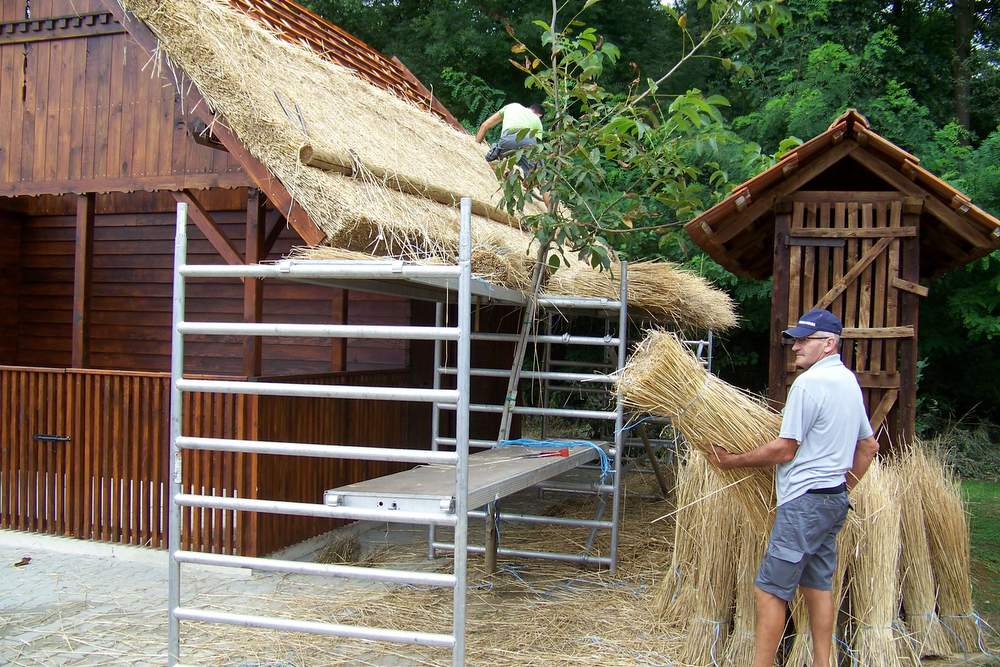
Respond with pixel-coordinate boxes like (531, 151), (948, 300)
(167, 203), (187, 667)
(609, 262), (628, 574)
(452, 197), (473, 667)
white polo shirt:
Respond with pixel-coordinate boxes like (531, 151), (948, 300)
(776, 354), (873, 506)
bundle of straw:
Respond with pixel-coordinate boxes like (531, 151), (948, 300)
(678, 454), (738, 666)
(848, 460), (903, 667)
(785, 523), (852, 667)
(653, 452), (708, 623)
(545, 260), (738, 332)
(721, 516), (766, 666)
(619, 331), (779, 529)
(914, 446), (981, 652)
(895, 448), (954, 657)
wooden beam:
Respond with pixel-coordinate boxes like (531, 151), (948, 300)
(714, 141), (859, 245)
(784, 191), (919, 204)
(172, 190), (243, 266)
(896, 211), (921, 445)
(262, 210), (286, 259)
(332, 290), (349, 372)
(244, 189), (266, 378)
(890, 277), (929, 297)
(72, 193), (95, 368)
(187, 118), (228, 152)
(96, 0), (326, 247)
(786, 226), (917, 238)
(869, 389), (898, 432)
(849, 148), (994, 249)
(768, 212), (792, 408)
(840, 326), (914, 339)
(787, 237), (845, 248)
(814, 236), (893, 310)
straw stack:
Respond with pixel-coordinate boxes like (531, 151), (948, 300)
(914, 446), (980, 652)
(678, 454), (739, 666)
(721, 516), (766, 666)
(895, 448), (954, 657)
(849, 460), (903, 667)
(545, 260), (738, 332)
(654, 453), (708, 623)
(619, 330), (779, 529)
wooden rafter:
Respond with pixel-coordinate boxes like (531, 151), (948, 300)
(870, 389), (899, 432)
(890, 276), (929, 297)
(172, 190), (243, 266)
(262, 210), (287, 259)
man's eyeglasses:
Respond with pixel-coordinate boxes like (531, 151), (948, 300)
(793, 335), (832, 343)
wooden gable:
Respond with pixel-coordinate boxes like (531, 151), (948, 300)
(685, 110), (1000, 280)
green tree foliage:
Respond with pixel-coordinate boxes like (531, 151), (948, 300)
(305, 0), (1000, 427)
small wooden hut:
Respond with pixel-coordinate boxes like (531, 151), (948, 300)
(686, 110), (1000, 446)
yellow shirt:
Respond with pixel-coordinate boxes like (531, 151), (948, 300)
(500, 103), (543, 139)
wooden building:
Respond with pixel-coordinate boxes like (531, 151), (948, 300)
(0, 0), (487, 556)
(686, 110), (1000, 446)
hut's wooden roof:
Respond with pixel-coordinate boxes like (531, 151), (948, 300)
(685, 109), (1000, 279)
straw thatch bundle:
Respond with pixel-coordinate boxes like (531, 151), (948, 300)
(677, 454), (739, 666)
(721, 515), (766, 666)
(619, 330), (779, 528)
(654, 452), (708, 623)
(913, 446), (981, 652)
(848, 460), (903, 667)
(120, 0), (738, 330)
(545, 260), (738, 332)
(895, 448), (954, 657)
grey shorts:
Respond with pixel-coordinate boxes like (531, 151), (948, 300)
(486, 133), (538, 174)
(755, 491), (849, 602)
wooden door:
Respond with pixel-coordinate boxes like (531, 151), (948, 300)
(769, 192), (927, 446)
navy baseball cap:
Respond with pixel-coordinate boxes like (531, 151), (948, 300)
(783, 308), (843, 338)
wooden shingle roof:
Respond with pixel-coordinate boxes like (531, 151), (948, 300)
(685, 110), (1000, 279)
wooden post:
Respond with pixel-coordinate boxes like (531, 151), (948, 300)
(767, 208), (792, 407)
(896, 212), (921, 446)
(72, 193), (95, 368)
(331, 289), (349, 372)
(243, 189), (266, 378)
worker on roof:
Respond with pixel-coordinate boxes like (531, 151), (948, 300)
(476, 103), (550, 208)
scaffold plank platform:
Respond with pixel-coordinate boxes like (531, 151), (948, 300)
(324, 442), (605, 515)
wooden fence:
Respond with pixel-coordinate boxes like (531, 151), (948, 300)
(0, 366), (427, 556)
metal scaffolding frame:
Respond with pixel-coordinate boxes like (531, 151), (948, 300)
(167, 200), (474, 666)
(166, 196), (714, 665)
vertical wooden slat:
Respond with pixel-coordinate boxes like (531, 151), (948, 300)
(41, 40), (61, 181)
(801, 203), (816, 310)
(212, 393), (224, 553)
(856, 204), (874, 373)
(72, 193), (95, 368)
(100, 376), (110, 541)
(106, 33), (125, 178)
(816, 203), (830, 303)
(244, 189), (265, 377)
(843, 203), (860, 370)
(153, 376), (164, 548)
(885, 202), (903, 439)
(787, 202), (804, 325)
(897, 210), (922, 445)
(82, 374), (94, 538)
(871, 204), (889, 378)
(1, 370), (10, 527)
(16, 372), (26, 531)
(831, 203), (846, 324)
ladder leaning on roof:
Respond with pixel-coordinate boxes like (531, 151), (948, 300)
(165, 200), (476, 666)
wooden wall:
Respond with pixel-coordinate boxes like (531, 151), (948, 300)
(10, 189), (410, 375)
(0, 0), (246, 196)
(0, 211), (19, 364)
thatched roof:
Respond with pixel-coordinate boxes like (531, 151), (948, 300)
(114, 0), (737, 331)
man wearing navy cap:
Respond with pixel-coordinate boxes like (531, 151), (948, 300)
(709, 307), (879, 667)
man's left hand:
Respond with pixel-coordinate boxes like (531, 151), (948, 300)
(708, 444), (737, 470)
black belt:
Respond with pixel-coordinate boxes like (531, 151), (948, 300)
(807, 482), (847, 495)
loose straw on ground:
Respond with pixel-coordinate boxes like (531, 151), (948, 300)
(895, 446), (954, 657)
(916, 445), (981, 653)
(619, 330), (779, 529)
(849, 460), (903, 667)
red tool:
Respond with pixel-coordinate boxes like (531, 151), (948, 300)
(516, 447), (570, 459)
